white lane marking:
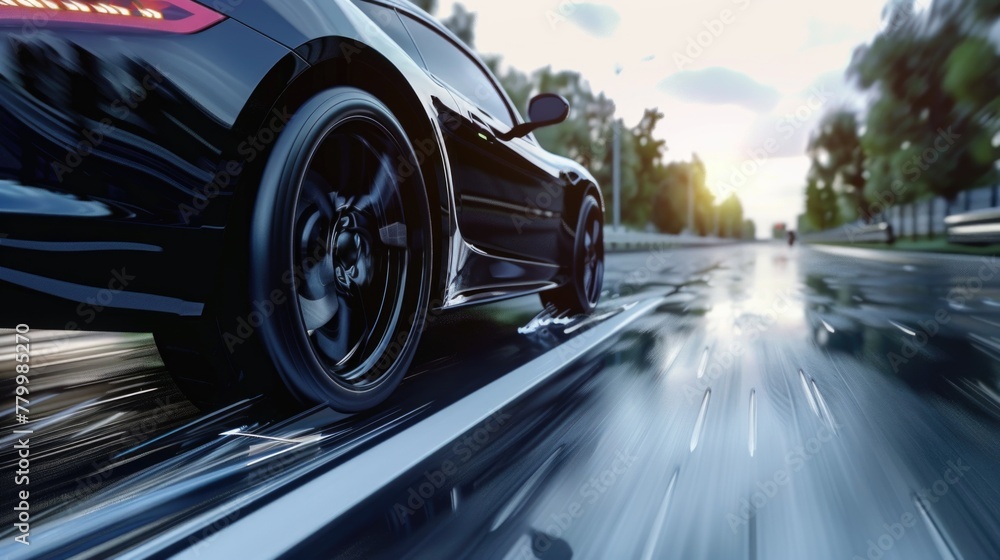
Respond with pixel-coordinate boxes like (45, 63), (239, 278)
(690, 389), (711, 453)
(490, 447), (562, 531)
(219, 429), (322, 446)
(150, 298), (661, 560)
(810, 380), (838, 436)
(76, 412), (126, 438)
(696, 347), (710, 379)
(890, 320), (917, 336)
(640, 469), (679, 560)
(450, 487), (460, 512)
(799, 369), (820, 417)
(913, 494), (961, 560)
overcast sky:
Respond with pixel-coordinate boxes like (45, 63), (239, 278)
(438, 0), (891, 233)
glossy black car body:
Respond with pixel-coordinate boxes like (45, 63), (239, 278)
(0, 0), (604, 409)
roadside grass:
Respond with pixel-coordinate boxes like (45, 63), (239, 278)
(813, 236), (1000, 256)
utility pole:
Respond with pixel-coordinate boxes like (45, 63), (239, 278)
(685, 178), (695, 236)
(613, 118), (621, 232)
(610, 56), (654, 233)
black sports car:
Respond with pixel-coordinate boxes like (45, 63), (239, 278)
(0, 0), (605, 411)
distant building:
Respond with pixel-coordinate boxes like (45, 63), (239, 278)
(772, 222), (788, 240)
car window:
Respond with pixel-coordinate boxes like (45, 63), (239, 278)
(350, 0), (424, 65)
(398, 13), (515, 128)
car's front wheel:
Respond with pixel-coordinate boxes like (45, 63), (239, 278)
(156, 87), (432, 412)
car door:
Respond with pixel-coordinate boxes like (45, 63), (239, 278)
(397, 10), (566, 264)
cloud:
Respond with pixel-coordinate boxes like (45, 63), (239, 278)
(802, 19), (862, 50)
(736, 70), (860, 159)
(658, 67), (781, 113)
(566, 3), (621, 37)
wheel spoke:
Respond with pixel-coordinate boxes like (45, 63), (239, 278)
(291, 121), (413, 389)
(591, 260), (604, 302)
(328, 134), (367, 196)
(299, 288), (340, 332)
(299, 170), (338, 222)
(354, 149), (396, 219)
(313, 291), (367, 367)
(337, 285), (378, 379)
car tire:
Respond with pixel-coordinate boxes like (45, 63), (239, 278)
(156, 87), (433, 412)
(541, 195), (604, 315)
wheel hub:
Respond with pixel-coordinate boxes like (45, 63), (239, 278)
(330, 214), (373, 291)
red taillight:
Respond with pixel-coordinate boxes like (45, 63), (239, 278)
(0, 0), (225, 34)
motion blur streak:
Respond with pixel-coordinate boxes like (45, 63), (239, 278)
(2, 243), (1000, 559)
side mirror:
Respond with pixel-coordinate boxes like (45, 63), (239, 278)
(528, 94), (570, 127)
(497, 94), (570, 141)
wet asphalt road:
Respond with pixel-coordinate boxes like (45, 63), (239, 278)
(2, 242), (1000, 560)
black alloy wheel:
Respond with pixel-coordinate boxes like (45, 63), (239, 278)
(542, 195), (604, 316)
(156, 88), (432, 412)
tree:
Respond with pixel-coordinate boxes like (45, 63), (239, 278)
(808, 110), (869, 220)
(804, 172), (841, 230)
(689, 155), (717, 235)
(626, 109), (669, 226)
(412, 0), (477, 49)
(848, 0), (1000, 206)
(651, 155), (715, 235)
(717, 194), (745, 238)
(442, 4), (476, 48)
(426, 3), (747, 234)
(411, 0), (437, 14)
(652, 162), (692, 234)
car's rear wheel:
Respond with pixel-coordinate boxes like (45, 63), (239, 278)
(541, 195), (604, 315)
(156, 87), (432, 412)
